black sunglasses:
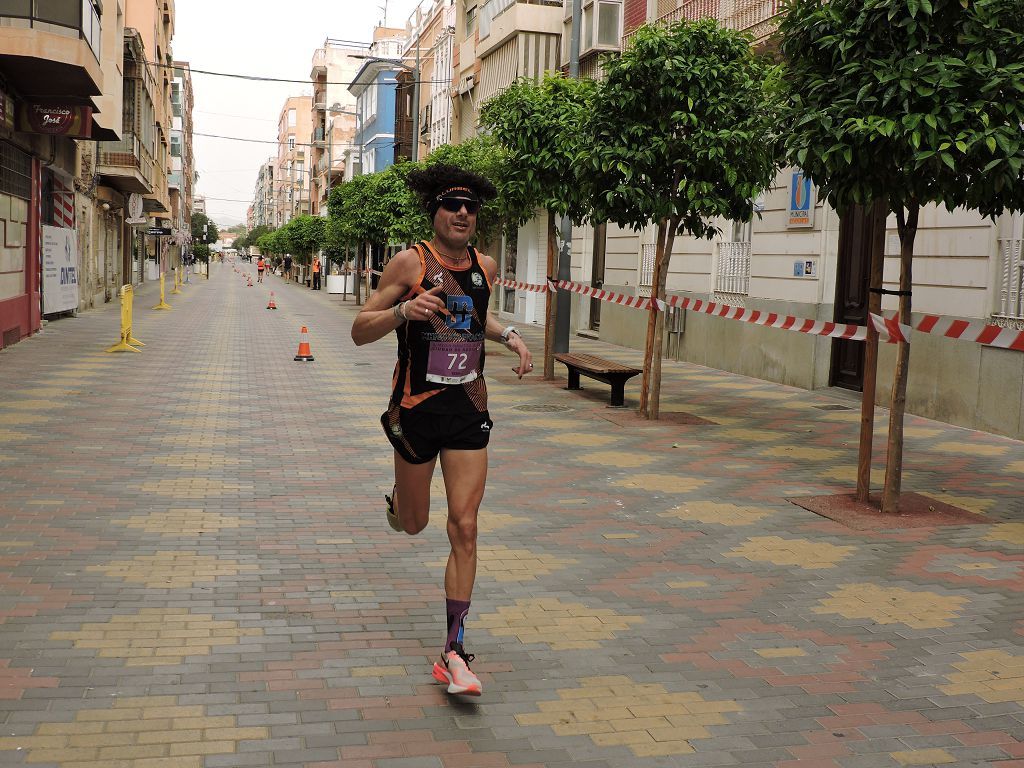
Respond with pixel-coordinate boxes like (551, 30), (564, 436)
(438, 196), (481, 214)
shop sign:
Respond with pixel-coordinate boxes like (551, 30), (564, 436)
(42, 225), (79, 314)
(787, 170), (816, 228)
(17, 103), (93, 138)
(146, 226), (172, 236)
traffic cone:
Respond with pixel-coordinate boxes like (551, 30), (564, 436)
(267, 292), (277, 310)
(293, 327), (314, 362)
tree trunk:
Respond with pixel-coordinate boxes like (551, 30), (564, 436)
(856, 201), (888, 502)
(648, 216), (679, 420)
(544, 210), (558, 380)
(881, 204), (919, 514)
(354, 243), (364, 306)
(639, 218), (668, 418)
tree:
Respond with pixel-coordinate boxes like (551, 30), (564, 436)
(587, 20), (781, 418)
(190, 212), (218, 245)
(480, 74), (599, 378)
(282, 215), (326, 264)
(779, 0), (1024, 513)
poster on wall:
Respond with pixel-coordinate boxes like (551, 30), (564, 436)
(787, 170), (816, 228)
(42, 225), (79, 314)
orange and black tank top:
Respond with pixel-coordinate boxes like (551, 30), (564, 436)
(391, 241), (492, 414)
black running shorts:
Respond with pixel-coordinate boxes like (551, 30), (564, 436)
(381, 404), (493, 464)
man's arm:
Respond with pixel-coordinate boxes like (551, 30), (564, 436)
(351, 249), (449, 346)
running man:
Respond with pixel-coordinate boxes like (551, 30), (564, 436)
(351, 164), (533, 697)
(256, 256), (266, 283)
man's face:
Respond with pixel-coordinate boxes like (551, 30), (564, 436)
(433, 195), (478, 247)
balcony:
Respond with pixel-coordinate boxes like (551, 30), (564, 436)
(0, 0), (103, 98)
(622, 0), (782, 47)
(478, 0), (562, 58)
(96, 131), (154, 194)
(310, 47), (327, 79)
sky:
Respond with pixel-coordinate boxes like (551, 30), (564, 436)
(173, 0), (424, 227)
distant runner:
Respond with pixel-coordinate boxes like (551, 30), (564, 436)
(256, 256), (266, 283)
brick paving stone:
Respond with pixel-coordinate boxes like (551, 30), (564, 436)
(0, 262), (1021, 767)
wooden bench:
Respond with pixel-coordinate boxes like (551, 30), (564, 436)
(555, 353), (642, 407)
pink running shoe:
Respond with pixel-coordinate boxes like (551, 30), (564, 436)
(432, 642), (482, 696)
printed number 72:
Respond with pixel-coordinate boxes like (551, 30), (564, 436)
(447, 353), (469, 371)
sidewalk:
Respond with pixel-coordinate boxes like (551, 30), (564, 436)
(0, 261), (1021, 768)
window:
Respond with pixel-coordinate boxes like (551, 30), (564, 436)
(597, 1), (621, 46)
(465, 4), (477, 36)
(288, 136), (295, 150)
(170, 133), (181, 158)
(639, 243), (655, 290)
(170, 82), (181, 117)
(288, 108), (297, 127)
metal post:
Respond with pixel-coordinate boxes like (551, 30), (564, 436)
(554, 0), (583, 353)
(411, 17), (421, 162)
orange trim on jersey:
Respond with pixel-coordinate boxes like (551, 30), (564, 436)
(401, 244), (428, 301)
(422, 240), (474, 272)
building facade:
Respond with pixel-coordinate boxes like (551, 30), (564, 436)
(348, 27), (406, 177)
(251, 160), (275, 228)
(274, 95), (313, 226)
(309, 39), (368, 216)
(0, 0), (127, 348)
(547, 0), (1024, 439)
(169, 61), (195, 265)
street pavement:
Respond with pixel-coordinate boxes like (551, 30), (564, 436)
(0, 261), (1022, 768)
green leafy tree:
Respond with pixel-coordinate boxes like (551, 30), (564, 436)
(193, 243), (211, 261)
(480, 74), (599, 378)
(190, 212), (219, 245)
(780, 0), (1024, 513)
(283, 215), (326, 265)
(587, 20), (781, 418)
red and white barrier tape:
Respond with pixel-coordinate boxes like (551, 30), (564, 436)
(495, 277), (548, 293)
(872, 312), (1024, 351)
(492, 276), (1024, 350)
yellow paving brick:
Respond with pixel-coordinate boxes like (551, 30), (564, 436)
(591, 730), (655, 746)
(169, 740), (236, 756)
(77, 708), (144, 721)
(36, 722), (104, 736)
(551, 721), (617, 736)
(892, 748), (957, 765)
(649, 726), (711, 741)
(632, 740), (696, 757)
(24, 747), (100, 762)
(68, 732), (138, 748)
(98, 744), (169, 759)
(627, 703), (690, 718)
(609, 716), (672, 731)
(134, 757), (204, 768)
(137, 729), (202, 745)
(140, 706), (204, 719)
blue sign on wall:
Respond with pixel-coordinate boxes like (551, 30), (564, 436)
(788, 170), (815, 228)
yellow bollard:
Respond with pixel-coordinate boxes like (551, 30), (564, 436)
(106, 284), (144, 352)
(171, 265), (182, 294)
(152, 272), (172, 310)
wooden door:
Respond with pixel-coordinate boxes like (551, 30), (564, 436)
(830, 205), (873, 391)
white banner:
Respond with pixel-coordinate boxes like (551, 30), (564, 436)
(42, 225), (79, 314)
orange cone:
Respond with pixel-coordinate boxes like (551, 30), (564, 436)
(293, 326), (314, 362)
(267, 292), (277, 310)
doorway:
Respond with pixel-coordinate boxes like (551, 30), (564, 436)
(589, 223), (607, 331)
(830, 205), (873, 391)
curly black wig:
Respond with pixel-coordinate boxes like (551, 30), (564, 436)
(406, 163), (497, 219)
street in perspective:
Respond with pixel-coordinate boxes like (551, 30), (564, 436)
(1, 0), (1024, 767)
